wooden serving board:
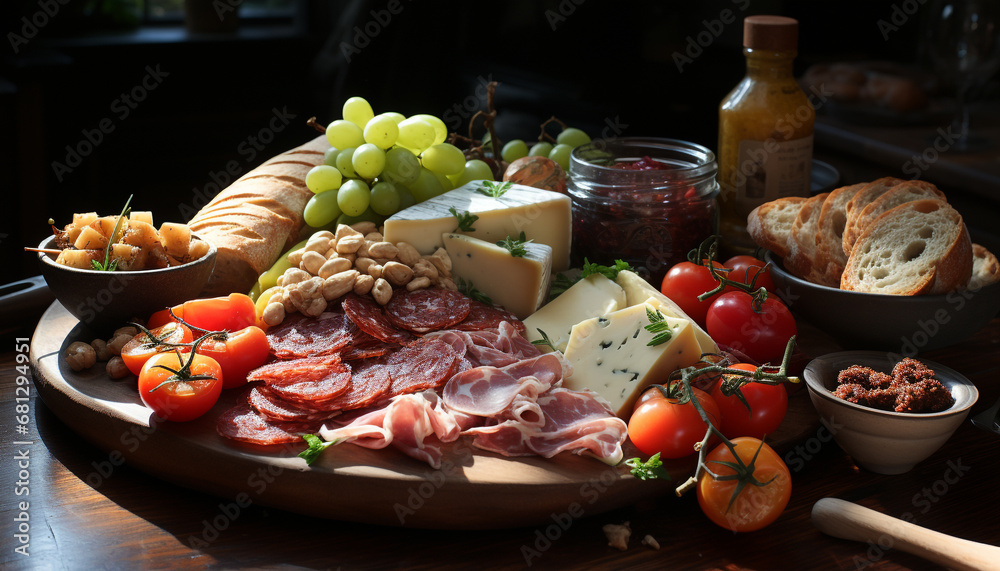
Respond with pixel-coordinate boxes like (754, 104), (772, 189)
(29, 301), (820, 530)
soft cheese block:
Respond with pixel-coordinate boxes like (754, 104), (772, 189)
(442, 233), (552, 320)
(382, 180), (572, 271)
(614, 270), (718, 355)
(522, 274), (627, 353)
(562, 301), (701, 418)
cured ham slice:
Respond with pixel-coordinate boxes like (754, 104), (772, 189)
(318, 391), (462, 468)
(443, 353), (567, 417)
(426, 321), (541, 368)
(465, 388), (628, 465)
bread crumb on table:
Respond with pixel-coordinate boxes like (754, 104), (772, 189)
(602, 521), (631, 551)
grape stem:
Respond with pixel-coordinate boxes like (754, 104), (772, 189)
(468, 80), (503, 163)
(539, 116), (569, 143)
(306, 116), (326, 135)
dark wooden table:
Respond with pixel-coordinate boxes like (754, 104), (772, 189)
(2, 311), (999, 571)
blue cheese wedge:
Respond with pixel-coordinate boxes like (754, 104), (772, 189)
(614, 270), (718, 355)
(382, 181), (572, 271)
(442, 233), (552, 320)
(562, 301), (701, 417)
(522, 274), (626, 353)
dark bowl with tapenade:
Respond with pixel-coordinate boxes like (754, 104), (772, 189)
(804, 350), (978, 475)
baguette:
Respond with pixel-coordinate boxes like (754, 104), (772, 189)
(746, 196), (807, 260)
(841, 199), (972, 295)
(841, 176), (905, 257)
(969, 243), (1000, 290)
(786, 192), (829, 283)
(842, 179), (944, 254)
(189, 135), (329, 295)
(813, 183), (866, 287)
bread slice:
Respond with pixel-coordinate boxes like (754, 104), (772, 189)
(813, 183), (866, 287)
(969, 243), (1000, 289)
(841, 199), (972, 295)
(841, 177), (905, 257)
(786, 192), (830, 282)
(842, 180), (945, 254)
(746, 196), (807, 260)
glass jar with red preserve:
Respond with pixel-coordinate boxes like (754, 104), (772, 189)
(567, 138), (719, 285)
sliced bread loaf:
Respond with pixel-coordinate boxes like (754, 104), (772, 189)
(841, 176), (905, 257)
(842, 179), (945, 254)
(786, 192), (830, 282)
(814, 183), (866, 287)
(969, 243), (1000, 290)
(841, 199), (972, 295)
(746, 196), (807, 260)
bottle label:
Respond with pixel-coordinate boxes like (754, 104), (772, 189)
(732, 135), (813, 214)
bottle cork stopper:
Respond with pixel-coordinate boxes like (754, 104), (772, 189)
(743, 15), (798, 51)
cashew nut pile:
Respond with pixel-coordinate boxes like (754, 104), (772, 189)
(262, 222), (455, 326)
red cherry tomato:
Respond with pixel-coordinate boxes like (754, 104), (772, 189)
(196, 326), (270, 389)
(138, 350), (222, 422)
(697, 437), (791, 532)
(628, 386), (721, 459)
(710, 363), (789, 439)
(147, 293), (258, 333)
(706, 291), (797, 365)
(724, 255), (777, 292)
(660, 261), (727, 327)
(120, 322), (193, 376)
(146, 305), (183, 330)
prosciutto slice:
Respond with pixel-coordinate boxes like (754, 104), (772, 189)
(426, 321), (541, 368)
(442, 353), (567, 417)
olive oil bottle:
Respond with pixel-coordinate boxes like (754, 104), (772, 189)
(717, 15), (814, 255)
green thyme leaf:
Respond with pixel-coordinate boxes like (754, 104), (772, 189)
(625, 453), (670, 481)
(477, 180), (512, 198)
(530, 329), (558, 352)
(449, 207), (478, 232)
(496, 231), (531, 258)
(456, 277), (492, 305)
(644, 307), (673, 346)
(581, 258), (633, 281)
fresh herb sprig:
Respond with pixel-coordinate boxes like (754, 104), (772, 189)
(477, 180), (512, 198)
(497, 231), (531, 258)
(299, 433), (336, 465)
(644, 307), (673, 346)
(455, 277), (492, 305)
(91, 194), (133, 272)
(449, 207), (478, 232)
(582, 258), (633, 281)
(530, 329), (558, 351)
(625, 452), (669, 481)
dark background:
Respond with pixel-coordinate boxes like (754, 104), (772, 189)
(0, 0), (974, 282)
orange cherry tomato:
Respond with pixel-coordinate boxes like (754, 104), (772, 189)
(120, 322), (193, 376)
(196, 326), (270, 389)
(697, 437), (791, 532)
(138, 350), (222, 422)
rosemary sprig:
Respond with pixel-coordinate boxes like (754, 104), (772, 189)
(91, 194), (133, 272)
(497, 231), (530, 258)
(530, 329), (558, 352)
(644, 307), (673, 346)
(455, 277), (492, 305)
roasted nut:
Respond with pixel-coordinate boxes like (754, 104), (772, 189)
(324, 247), (341, 260)
(318, 257), (353, 279)
(305, 231), (333, 253)
(382, 261), (414, 286)
(406, 276), (432, 291)
(339, 252), (357, 264)
(282, 268), (311, 286)
(368, 241), (398, 260)
(368, 263), (383, 279)
(289, 276), (325, 316)
(262, 302), (286, 326)
(106, 333), (131, 356)
(336, 224), (363, 240)
(323, 269), (359, 300)
(106, 356), (130, 379)
(300, 250), (327, 275)
(287, 249), (304, 266)
(279, 287), (296, 313)
(395, 242), (421, 266)
(428, 248), (452, 276)
(302, 297), (327, 316)
(413, 258), (439, 280)
(364, 231), (384, 242)
(356, 240), (371, 258)
(354, 257), (376, 274)
(438, 276), (457, 290)
(336, 234), (365, 254)
(113, 325), (139, 339)
(354, 274), (375, 295)
(372, 278), (393, 305)
(91, 339), (111, 361)
(65, 341), (96, 371)
(350, 221), (378, 235)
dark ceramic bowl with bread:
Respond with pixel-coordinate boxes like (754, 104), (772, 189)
(750, 178), (1000, 352)
(37, 234), (217, 334)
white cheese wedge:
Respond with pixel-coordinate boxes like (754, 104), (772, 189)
(382, 181), (573, 271)
(522, 274), (626, 353)
(614, 270), (718, 355)
(562, 302), (701, 418)
(441, 233), (552, 320)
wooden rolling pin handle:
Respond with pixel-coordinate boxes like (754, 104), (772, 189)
(811, 497), (1000, 571)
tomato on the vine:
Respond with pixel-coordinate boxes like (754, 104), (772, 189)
(723, 255), (776, 292)
(138, 350), (222, 422)
(197, 326), (270, 389)
(120, 322), (193, 376)
(697, 437), (791, 532)
(710, 363), (788, 440)
(660, 261), (728, 327)
(705, 290), (797, 365)
(628, 386), (721, 459)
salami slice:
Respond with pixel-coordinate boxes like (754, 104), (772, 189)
(248, 355), (342, 384)
(217, 404), (319, 445)
(453, 300), (526, 333)
(385, 337), (461, 397)
(264, 360), (353, 406)
(342, 293), (414, 344)
(384, 288), (471, 333)
(320, 358), (393, 411)
(249, 386), (343, 423)
(340, 329), (397, 361)
(266, 311), (357, 359)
